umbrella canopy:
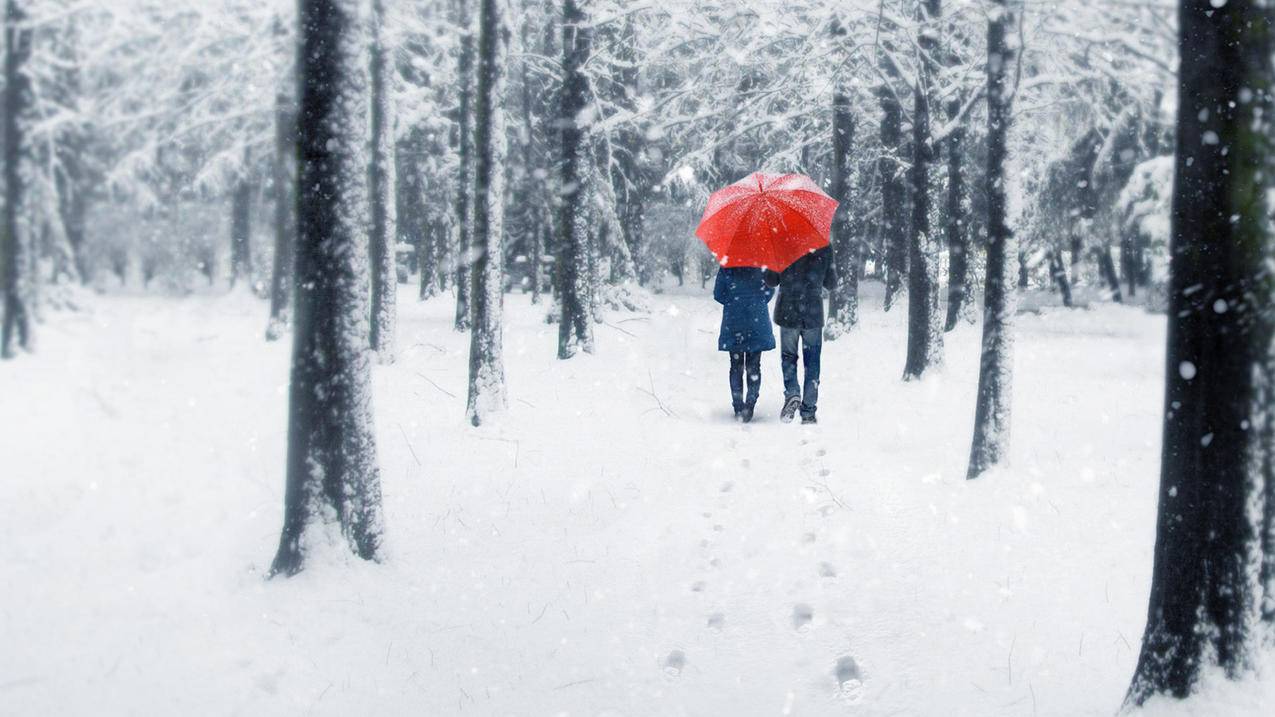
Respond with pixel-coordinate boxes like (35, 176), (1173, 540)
(694, 172), (839, 273)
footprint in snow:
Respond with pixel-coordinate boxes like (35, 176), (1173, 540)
(834, 655), (860, 684)
(707, 612), (725, 631)
(691, 580), (706, 593)
(720, 480), (735, 493)
(816, 448), (827, 458)
(792, 603), (814, 630)
(834, 656), (864, 702)
(818, 561), (837, 578)
(664, 650), (686, 676)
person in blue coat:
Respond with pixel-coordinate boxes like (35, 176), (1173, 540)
(714, 266), (776, 422)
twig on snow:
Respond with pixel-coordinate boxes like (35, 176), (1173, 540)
(415, 372), (458, 399)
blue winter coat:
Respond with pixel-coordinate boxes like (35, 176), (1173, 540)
(714, 267), (776, 353)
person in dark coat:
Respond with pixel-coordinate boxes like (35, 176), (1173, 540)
(765, 245), (836, 424)
(714, 266), (776, 422)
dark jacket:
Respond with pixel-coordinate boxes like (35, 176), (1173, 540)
(766, 246), (837, 329)
(714, 267), (776, 353)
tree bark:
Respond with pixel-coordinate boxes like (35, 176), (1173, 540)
(1048, 249), (1073, 307)
(1094, 244), (1124, 303)
(1, 0), (32, 358)
(466, 0), (509, 425)
(878, 50), (907, 312)
(368, 0), (397, 362)
(556, 0), (594, 358)
(825, 19), (858, 339)
(230, 166), (253, 290)
(453, 0), (476, 331)
(1126, 0), (1275, 703)
(271, 0), (384, 578)
(266, 41), (297, 342)
(967, 0), (1018, 480)
(943, 95), (971, 331)
(903, 0), (944, 380)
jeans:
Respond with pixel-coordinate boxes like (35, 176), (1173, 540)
(781, 327), (822, 418)
(728, 351), (762, 412)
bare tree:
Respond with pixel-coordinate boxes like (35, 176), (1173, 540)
(966, 0), (1018, 480)
(368, 0), (397, 362)
(271, 0), (384, 578)
(556, 0), (594, 358)
(1126, 0), (1275, 703)
(2, 0), (33, 359)
(466, 0), (509, 425)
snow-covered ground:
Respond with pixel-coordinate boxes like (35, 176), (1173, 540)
(3, 282), (1263, 715)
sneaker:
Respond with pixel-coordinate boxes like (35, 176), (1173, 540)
(741, 404), (755, 424)
(780, 395), (801, 423)
(801, 414), (817, 425)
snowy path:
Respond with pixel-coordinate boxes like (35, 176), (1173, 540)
(2, 284), (1170, 715)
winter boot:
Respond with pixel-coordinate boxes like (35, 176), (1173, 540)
(780, 395), (801, 423)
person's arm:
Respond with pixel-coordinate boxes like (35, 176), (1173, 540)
(713, 269), (727, 304)
(823, 251), (838, 291)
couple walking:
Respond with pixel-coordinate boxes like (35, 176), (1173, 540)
(695, 171), (842, 426)
(714, 245), (836, 425)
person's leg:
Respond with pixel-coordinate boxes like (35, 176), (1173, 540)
(729, 351), (746, 414)
(800, 328), (823, 419)
(780, 328), (800, 399)
(744, 352), (762, 408)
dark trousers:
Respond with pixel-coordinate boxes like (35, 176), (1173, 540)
(781, 327), (822, 418)
(728, 351), (762, 412)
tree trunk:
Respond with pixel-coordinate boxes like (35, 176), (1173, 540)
(943, 96), (970, 332)
(903, 0), (944, 380)
(466, 0), (509, 426)
(825, 19), (858, 340)
(230, 168), (253, 290)
(271, 0), (384, 578)
(556, 0), (594, 358)
(878, 53), (907, 312)
(453, 0), (475, 331)
(1094, 244), (1124, 303)
(1, 0), (32, 358)
(1126, 0), (1275, 704)
(368, 0), (397, 362)
(967, 0), (1018, 480)
(1048, 249), (1073, 307)
(266, 45), (297, 343)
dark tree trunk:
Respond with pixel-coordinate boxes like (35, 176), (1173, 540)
(271, 0), (385, 578)
(466, 0), (509, 425)
(230, 165), (253, 289)
(1016, 250), (1029, 288)
(556, 0), (594, 358)
(369, 0), (397, 361)
(943, 99), (970, 332)
(266, 46), (297, 342)
(1, 0), (32, 358)
(454, 0), (475, 331)
(903, 0), (944, 380)
(1047, 249), (1073, 307)
(967, 0), (1017, 480)
(1120, 229), (1138, 298)
(825, 20), (858, 339)
(1094, 245), (1124, 302)
(1126, 0), (1275, 704)
(878, 66), (907, 311)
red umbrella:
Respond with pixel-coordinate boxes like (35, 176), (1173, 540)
(694, 172), (839, 273)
